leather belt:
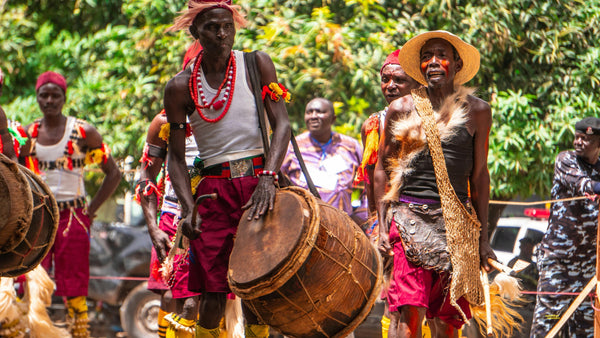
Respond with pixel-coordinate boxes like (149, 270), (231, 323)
(198, 155), (264, 179)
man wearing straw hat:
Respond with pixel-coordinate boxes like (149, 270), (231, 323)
(531, 117), (600, 337)
(373, 31), (496, 337)
(164, 0), (291, 337)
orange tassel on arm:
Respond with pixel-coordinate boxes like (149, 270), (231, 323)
(354, 115), (380, 185)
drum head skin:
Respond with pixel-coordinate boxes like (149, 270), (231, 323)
(0, 163), (59, 277)
(0, 153), (33, 253)
(229, 188), (314, 288)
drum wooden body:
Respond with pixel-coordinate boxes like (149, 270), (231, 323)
(228, 187), (383, 337)
(0, 154), (59, 277)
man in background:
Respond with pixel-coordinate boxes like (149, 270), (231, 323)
(281, 97), (367, 225)
(531, 116), (600, 337)
(29, 71), (121, 338)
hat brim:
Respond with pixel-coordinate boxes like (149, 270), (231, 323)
(398, 30), (480, 86)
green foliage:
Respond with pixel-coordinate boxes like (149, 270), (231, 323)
(2, 0), (600, 206)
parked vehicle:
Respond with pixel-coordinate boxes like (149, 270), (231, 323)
(88, 216), (158, 338)
(489, 208), (548, 265)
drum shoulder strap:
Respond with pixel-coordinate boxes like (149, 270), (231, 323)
(243, 51), (321, 199)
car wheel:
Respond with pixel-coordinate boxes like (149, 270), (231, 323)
(120, 282), (161, 338)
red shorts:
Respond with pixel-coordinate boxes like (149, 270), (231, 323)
(188, 176), (258, 293)
(42, 207), (91, 297)
(387, 218), (471, 328)
(147, 212), (201, 299)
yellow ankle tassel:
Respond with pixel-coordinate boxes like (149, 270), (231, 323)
(165, 313), (196, 338)
(381, 315), (390, 338)
(67, 296), (89, 338)
(245, 324), (269, 338)
(195, 324), (220, 338)
(158, 309), (169, 338)
(218, 317), (228, 338)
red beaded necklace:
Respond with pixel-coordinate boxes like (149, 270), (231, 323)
(189, 50), (236, 123)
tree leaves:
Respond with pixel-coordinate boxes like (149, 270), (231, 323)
(2, 0), (600, 206)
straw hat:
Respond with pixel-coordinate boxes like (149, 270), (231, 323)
(398, 30), (480, 85)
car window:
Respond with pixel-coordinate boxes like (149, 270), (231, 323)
(490, 226), (519, 252)
(525, 229), (544, 244)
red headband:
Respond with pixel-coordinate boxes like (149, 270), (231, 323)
(380, 49), (401, 76)
(36, 71), (67, 93)
(189, 0), (232, 10)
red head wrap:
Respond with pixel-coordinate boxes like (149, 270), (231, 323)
(189, 0), (231, 7)
(36, 71), (67, 93)
(189, 0), (233, 15)
(169, 0), (245, 32)
(380, 49), (401, 76)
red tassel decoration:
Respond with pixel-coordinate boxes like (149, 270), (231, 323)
(78, 125), (86, 138)
(31, 122), (39, 138)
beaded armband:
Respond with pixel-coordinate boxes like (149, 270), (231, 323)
(259, 169), (279, 182)
(261, 83), (291, 103)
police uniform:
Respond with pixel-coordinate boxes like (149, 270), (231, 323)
(531, 117), (600, 337)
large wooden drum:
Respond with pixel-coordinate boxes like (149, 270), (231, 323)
(0, 153), (59, 277)
(228, 186), (383, 337)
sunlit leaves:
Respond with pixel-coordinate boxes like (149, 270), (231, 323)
(2, 0), (600, 206)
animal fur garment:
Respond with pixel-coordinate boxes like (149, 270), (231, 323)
(383, 86), (473, 202)
(225, 297), (244, 338)
(0, 266), (69, 338)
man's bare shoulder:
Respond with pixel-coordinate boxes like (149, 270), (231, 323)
(387, 95), (414, 120)
(165, 69), (191, 94)
(467, 94), (492, 127)
(164, 69), (194, 116)
(0, 107), (7, 130)
(467, 95), (491, 113)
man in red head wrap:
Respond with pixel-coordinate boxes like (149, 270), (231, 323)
(355, 49), (421, 337)
(164, 1), (291, 337)
(27, 71), (122, 338)
(357, 49), (421, 219)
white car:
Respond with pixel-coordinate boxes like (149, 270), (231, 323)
(489, 210), (549, 265)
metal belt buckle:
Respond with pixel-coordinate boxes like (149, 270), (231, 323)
(229, 158), (254, 179)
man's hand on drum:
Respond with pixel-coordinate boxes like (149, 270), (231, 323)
(180, 213), (202, 240)
(242, 176), (276, 220)
(150, 229), (172, 263)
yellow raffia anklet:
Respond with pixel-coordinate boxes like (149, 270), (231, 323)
(71, 317), (90, 338)
(195, 324), (220, 338)
(165, 313), (195, 338)
(158, 308), (169, 338)
(245, 324), (270, 338)
(381, 315), (390, 338)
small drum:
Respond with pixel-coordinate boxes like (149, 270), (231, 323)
(228, 186), (383, 337)
(0, 153), (59, 277)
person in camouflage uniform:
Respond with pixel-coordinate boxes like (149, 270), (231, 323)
(531, 116), (600, 338)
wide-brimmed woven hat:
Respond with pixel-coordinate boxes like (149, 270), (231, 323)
(398, 30), (480, 85)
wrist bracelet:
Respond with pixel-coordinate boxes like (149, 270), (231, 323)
(259, 170), (278, 182)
